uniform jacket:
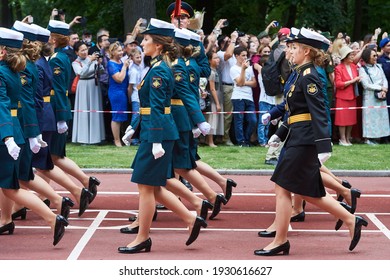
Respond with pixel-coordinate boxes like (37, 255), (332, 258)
(132, 56), (178, 143)
(275, 62), (332, 154)
(171, 57), (205, 132)
(35, 56), (56, 132)
(0, 61), (25, 145)
(49, 49), (72, 122)
(185, 57), (201, 127)
(18, 60), (41, 138)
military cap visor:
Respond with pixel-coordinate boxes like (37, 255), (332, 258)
(141, 18), (175, 37)
(291, 27), (330, 50)
(166, 1), (194, 18)
(12, 20), (38, 41)
(47, 20), (70, 36)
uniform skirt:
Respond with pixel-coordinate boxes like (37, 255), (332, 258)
(50, 131), (67, 158)
(18, 140), (35, 182)
(0, 145), (23, 189)
(271, 145), (325, 198)
(173, 131), (197, 169)
(131, 140), (175, 186)
(32, 131), (54, 170)
(189, 135), (201, 161)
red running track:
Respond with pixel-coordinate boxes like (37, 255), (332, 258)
(0, 173), (389, 260)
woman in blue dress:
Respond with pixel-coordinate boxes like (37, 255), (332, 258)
(107, 42), (130, 147)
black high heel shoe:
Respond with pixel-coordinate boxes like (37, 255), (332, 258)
(120, 226), (139, 234)
(337, 180), (352, 202)
(335, 202), (352, 231)
(88, 176), (100, 203)
(258, 230), (276, 238)
(43, 199), (51, 208)
(180, 176), (193, 191)
(78, 188), (93, 217)
(11, 208), (27, 220)
(254, 240), (290, 256)
(118, 238), (152, 254)
(350, 188), (361, 214)
(0, 222), (15, 235)
(200, 200), (213, 220)
(349, 216), (368, 251)
(225, 179), (237, 202)
(290, 211), (305, 222)
(53, 215), (69, 246)
(186, 216), (208, 246)
(60, 197), (75, 220)
(209, 194), (227, 220)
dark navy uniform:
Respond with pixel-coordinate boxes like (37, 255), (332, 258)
(130, 56), (179, 186)
(32, 56), (56, 170)
(0, 61), (25, 189)
(171, 57), (205, 169)
(17, 60), (41, 181)
(271, 62), (332, 197)
(49, 49), (72, 157)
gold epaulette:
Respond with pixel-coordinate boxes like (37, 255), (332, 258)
(303, 68), (311, 76)
(171, 59), (178, 66)
(51, 52), (58, 59)
(152, 61), (162, 68)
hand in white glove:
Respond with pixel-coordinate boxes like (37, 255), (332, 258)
(57, 121), (68, 134)
(268, 134), (281, 147)
(122, 125), (135, 146)
(197, 122), (211, 136)
(152, 143), (165, 159)
(36, 134), (48, 148)
(261, 113), (271, 125)
(192, 127), (201, 138)
(318, 152), (331, 164)
(5, 137), (21, 160)
(28, 137), (41, 153)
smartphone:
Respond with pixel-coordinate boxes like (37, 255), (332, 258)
(274, 21), (279, 27)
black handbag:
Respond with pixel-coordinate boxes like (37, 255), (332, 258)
(362, 65), (387, 100)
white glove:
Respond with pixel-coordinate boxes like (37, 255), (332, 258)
(261, 113), (271, 125)
(57, 121), (68, 134)
(36, 134), (48, 148)
(122, 125), (135, 146)
(152, 143), (165, 159)
(5, 137), (21, 160)
(192, 127), (201, 138)
(268, 134), (281, 147)
(318, 152), (331, 164)
(197, 122), (211, 136)
(28, 137), (41, 154)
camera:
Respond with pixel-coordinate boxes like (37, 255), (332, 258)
(94, 51), (103, 58)
(54, 9), (65, 21)
(222, 20), (229, 27)
(235, 28), (245, 37)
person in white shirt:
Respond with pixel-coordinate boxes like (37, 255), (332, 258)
(230, 46), (257, 147)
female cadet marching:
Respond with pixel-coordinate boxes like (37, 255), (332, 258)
(118, 18), (207, 254)
(47, 20), (99, 216)
(8, 21), (74, 222)
(254, 28), (368, 256)
(0, 27), (68, 245)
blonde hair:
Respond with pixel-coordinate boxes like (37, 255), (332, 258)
(0, 46), (26, 72)
(22, 39), (41, 62)
(298, 43), (326, 66)
(108, 41), (122, 59)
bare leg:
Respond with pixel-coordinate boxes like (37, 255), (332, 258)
(195, 160), (228, 195)
(166, 178), (203, 215)
(0, 191), (14, 225)
(263, 185), (292, 250)
(206, 135), (217, 147)
(346, 126), (353, 144)
(111, 121), (122, 147)
(338, 126), (347, 143)
(37, 166), (82, 204)
(292, 195), (304, 216)
(321, 172), (352, 205)
(51, 155), (89, 188)
(175, 168), (216, 203)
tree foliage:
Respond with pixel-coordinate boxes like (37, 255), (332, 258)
(1, 0), (389, 43)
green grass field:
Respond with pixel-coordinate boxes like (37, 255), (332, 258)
(66, 142), (389, 170)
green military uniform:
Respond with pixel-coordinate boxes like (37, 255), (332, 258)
(49, 49), (71, 157)
(131, 56), (179, 186)
(0, 61), (25, 189)
(18, 60), (40, 181)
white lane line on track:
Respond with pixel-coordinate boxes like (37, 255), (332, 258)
(366, 213), (390, 240)
(67, 210), (108, 260)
